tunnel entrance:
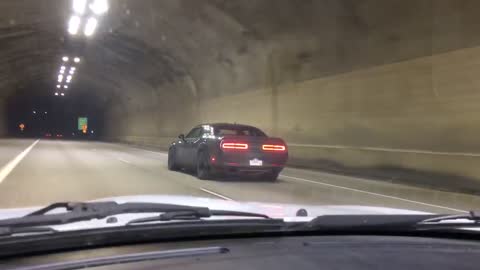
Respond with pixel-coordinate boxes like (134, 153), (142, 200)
(6, 86), (105, 140)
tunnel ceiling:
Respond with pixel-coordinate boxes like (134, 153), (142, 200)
(2, 0), (480, 103)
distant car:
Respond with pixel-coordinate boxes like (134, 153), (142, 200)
(168, 123), (288, 181)
(44, 133), (52, 138)
(55, 133), (63, 138)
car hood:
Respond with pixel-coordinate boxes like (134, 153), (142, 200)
(0, 195), (431, 231)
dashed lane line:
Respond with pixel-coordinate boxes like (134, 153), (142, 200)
(199, 188), (234, 201)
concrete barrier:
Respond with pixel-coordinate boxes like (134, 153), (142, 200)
(288, 144), (480, 195)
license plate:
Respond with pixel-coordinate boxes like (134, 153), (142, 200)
(249, 159), (263, 166)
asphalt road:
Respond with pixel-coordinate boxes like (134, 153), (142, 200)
(0, 138), (479, 213)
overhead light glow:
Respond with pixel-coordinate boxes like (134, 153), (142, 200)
(64, 85), (69, 89)
(84, 17), (98, 37)
(89, 0), (109, 15)
(58, 75), (64, 83)
(55, 92), (59, 96)
(57, 85), (61, 88)
(70, 67), (76, 71)
(62, 56), (69, 62)
(74, 57), (81, 63)
(73, 0), (87, 14)
(67, 75), (72, 81)
(61, 93), (65, 96)
(60, 66), (66, 70)
(59, 69), (65, 74)
(69, 69), (75, 75)
(68, 15), (81, 35)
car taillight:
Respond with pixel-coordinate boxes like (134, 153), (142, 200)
(221, 142), (249, 150)
(262, 144), (286, 152)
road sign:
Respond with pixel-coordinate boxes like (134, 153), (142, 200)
(78, 117), (88, 131)
(19, 123), (25, 132)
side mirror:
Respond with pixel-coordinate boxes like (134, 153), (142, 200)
(178, 134), (185, 141)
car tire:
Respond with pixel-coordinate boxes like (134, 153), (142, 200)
(168, 147), (179, 171)
(264, 170), (280, 182)
(196, 151), (213, 180)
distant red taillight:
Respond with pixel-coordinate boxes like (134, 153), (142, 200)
(221, 142), (249, 150)
(262, 144), (286, 152)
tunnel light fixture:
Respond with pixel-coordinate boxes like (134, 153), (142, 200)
(61, 93), (65, 96)
(69, 69), (75, 75)
(64, 85), (69, 89)
(89, 0), (109, 15)
(74, 57), (81, 63)
(55, 92), (59, 96)
(70, 67), (76, 71)
(62, 56), (69, 62)
(33, 111), (37, 114)
(73, 0), (87, 15)
(67, 75), (73, 81)
(68, 15), (81, 35)
(58, 75), (64, 83)
(84, 17), (98, 37)
(57, 85), (61, 88)
(60, 66), (66, 70)
(59, 69), (65, 74)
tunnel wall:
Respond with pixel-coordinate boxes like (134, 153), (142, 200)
(195, 45), (480, 192)
(103, 0), (480, 193)
(109, 44), (480, 193)
(0, 98), (7, 137)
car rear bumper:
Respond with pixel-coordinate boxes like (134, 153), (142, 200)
(211, 151), (287, 174)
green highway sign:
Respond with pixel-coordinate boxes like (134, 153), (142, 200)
(78, 117), (88, 131)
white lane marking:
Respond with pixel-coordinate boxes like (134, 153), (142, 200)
(288, 143), (480, 157)
(117, 157), (132, 164)
(0, 140), (40, 184)
(200, 188), (234, 201)
(129, 146), (168, 155)
(281, 175), (468, 213)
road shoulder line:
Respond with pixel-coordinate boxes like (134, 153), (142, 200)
(0, 139), (40, 184)
(281, 174), (467, 213)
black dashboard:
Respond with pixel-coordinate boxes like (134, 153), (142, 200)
(1, 235), (480, 270)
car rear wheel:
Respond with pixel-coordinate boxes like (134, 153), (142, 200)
(168, 147), (179, 171)
(264, 170), (280, 182)
(196, 151), (213, 180)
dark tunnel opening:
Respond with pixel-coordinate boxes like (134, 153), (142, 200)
(6, 85), (106, 139)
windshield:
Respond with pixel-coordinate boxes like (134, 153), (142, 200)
(1, 0), (480, 236)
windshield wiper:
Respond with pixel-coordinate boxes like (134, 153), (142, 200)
(0, 202), (270, 233)
(418, 211), (480, 224)
(297, 211), (480, 232)
(127, 210), (270, 225)
(0, 227), (57, 237)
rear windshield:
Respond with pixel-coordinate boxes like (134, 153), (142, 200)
(214, 126), (267, 137)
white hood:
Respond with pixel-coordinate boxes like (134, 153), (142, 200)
(0, 195), (430, 232)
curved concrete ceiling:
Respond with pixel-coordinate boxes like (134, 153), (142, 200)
(2, 0), (480, 103)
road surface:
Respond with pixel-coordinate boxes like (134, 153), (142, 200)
(0, 138), (479, 213)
